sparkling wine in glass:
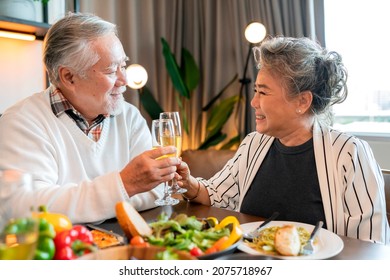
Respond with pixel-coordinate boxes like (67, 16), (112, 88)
(159, 112), (187, 194)
(151, 119), (179, 206)
(0, 170), (39, 260)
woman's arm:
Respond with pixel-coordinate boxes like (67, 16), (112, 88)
(177, 161), (211, 205)
(341, 138), (389, 244)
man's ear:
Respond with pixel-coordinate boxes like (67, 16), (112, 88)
(297, 90), (313, 113)
(58, 66), (75, 88)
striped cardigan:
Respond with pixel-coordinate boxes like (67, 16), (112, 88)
(201, 121), (389, 245)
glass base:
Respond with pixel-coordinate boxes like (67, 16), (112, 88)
(170, 185), (187, 194)
(154, 196), (179, 206)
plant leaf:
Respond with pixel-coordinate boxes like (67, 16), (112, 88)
(161, 38), (190, 99)
(202, 74), (238, 111)
(182, 113), (189, 135)
(139, 86), (164, 120)
(198, 132), (227, 150)
(220, 135), (241, 150)
(205, 95), (239, 139)
(172, 95), (189, 134)
(181, 48), (200, 92)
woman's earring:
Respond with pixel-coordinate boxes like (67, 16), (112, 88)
(296, 109), (302, 114)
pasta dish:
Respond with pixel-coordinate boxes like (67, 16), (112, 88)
(246, 225), (311, 256)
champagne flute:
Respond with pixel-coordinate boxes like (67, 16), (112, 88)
(0, 170), (39, 260)
(159, 112), (187, 194)
(151, 119), (180, 206)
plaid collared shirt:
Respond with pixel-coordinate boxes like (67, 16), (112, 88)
(50, 88), (106, 142)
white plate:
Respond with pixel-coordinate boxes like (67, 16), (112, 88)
(238, 221), (344, 260)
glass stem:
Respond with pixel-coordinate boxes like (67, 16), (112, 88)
(163, 181), (170, 199)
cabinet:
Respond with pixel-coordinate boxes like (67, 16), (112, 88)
(0, 15), (50, 40)
(0, 0), (79, 40)
(0, 0), (79, 113)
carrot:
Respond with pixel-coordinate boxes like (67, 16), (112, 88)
(205, 236), (229, 254)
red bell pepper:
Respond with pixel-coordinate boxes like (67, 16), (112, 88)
(53, 225), (97, 260)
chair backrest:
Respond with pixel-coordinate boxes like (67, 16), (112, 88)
(382, 169), (390, 223)
(181, 149), (236, 179)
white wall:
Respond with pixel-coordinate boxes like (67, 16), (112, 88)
(0, 38), (46, 114)
(0, 0), (66, 114)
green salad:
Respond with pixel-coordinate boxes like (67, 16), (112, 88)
(146, 213), (230, 253)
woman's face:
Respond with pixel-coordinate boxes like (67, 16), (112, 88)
(250, 68), (303, 141)
(66, 32), (128, 122)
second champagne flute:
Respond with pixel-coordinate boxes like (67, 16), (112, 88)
(159, 112), (187, 194)
(151, 119), (179, 206)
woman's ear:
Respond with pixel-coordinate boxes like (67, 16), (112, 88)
(296, 90), (313, 113)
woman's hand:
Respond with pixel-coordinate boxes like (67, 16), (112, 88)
(120, 146), (180, 196)
(176, 160), (192, 189)
(176, 161), (191, 184)
(176, 160), (211, 206)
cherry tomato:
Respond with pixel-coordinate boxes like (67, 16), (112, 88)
(189, 247), (203, 257)
(130, 235), (149, 247)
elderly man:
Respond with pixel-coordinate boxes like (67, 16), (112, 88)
(0, 12), (179, 223)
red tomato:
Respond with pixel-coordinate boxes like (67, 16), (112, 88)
(130, 235), (149, 247)
(189, 247), (203, 257)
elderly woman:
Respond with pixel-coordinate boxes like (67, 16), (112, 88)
(178, 36), (389, 245)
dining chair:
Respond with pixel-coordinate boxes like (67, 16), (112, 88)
(382, 169), (390, 223)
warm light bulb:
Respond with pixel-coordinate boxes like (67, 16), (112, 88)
(244, 22), (266, 44)
(126, 64), (148, 89)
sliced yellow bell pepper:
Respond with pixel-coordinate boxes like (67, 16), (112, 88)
(214, 216), (243, 250)
(206, 217), (219, 227)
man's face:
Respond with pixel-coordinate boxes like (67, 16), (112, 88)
(68, 33), (128, 121)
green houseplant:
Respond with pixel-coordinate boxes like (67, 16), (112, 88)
(33, 0), (50, 4)
(139, 38), (241, 150)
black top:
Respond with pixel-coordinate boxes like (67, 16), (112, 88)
(240, 138), (326, 227)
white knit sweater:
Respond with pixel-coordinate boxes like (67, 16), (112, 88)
(0, 87), (163, 223)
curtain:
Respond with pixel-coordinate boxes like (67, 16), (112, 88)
(79, 0), (324, 150)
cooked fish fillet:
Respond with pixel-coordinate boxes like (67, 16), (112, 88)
(274, 225), (301, 256)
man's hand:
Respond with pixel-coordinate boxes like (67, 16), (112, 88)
(120, 146), (180, 196)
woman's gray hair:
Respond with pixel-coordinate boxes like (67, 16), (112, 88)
(253, 36), (348, 125)
(43, 12), (118, 85)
